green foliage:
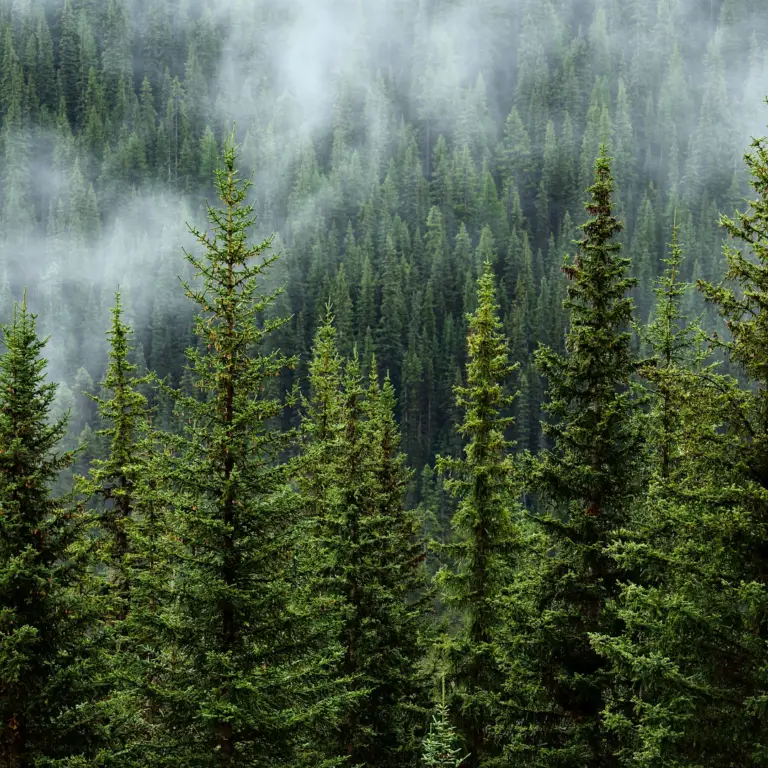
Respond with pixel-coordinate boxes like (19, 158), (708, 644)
(637, 222), (707, 477)
(1, 0), (746, 492)
(3, 3), (768, 765)
(502, 147), (645, 767)
(299, 313), (432, 767)
(150, 131), (319, 766)
(422, 679), (469, 768)
(81, 292), (149, 615)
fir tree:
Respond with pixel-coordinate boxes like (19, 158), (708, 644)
(690, 120), (768, 765)
(77, 291), (176, 765)
(82, 291), (149, 619)
(636, 221), (704, 477)
(422, 678), (469, 768)
(299, 325), (432, 766)
(587, 221), (750, 767)
(111, 424), (180, 766)
(699, 121), (768, 429)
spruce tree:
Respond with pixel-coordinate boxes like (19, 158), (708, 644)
(0, 296), (103, 767)
(686, 122), (768, 765)
(362, 368), (432, 765)
(501, 147), (645, 767)
(699, 123), (768, 440)
(83, 291), (149, 619)
(79, 291), (180, 766)
(293, 306), (351, 767)
(636, 222), (704, 478)
(435, 261), (519, 767)
(587, 222), (751, 767)
(155, 132), (323, 766)
(299, 320), (432, 766)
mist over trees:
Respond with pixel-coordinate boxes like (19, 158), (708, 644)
(2, 0), (768, 766)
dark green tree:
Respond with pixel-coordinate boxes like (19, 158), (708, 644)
(587, 220), (750, 767)
(299, 321), (432, 766)
(502, 146), (645, 767)
(155, 132), (322, 766)
(690, 122), (768, 765)
(81, 291), (149, 616)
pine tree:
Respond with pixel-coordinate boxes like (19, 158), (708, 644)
(637, 221), (704, 477)
(436, 262), (520, 767)
(0, 296), (104, 766)
(360, 367), (432, 766)
(586, 222), (749, 766)
(699, 121), (768, 413)
(78, 293), (183, 765)
(35, 10), (56, 115)
(690, 121), (768, 765)
(299, 322), (432, 766)
(58, 0), (82, 129)
(298, 336), (367, 765)
(502, 146), (645, 767)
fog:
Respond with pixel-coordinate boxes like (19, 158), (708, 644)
(0, 0), (767, 399)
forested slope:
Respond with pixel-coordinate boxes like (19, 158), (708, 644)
(2, 0), (766, 481)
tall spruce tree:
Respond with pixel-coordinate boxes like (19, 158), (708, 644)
(155, 132), (325, 766)
(0, 296), (104, 767)
(294, 307), (357, 767)
(435, 261), (519, 767)
(79, 291), (180, 766)
(501, 147), (645, 767)
(699, 123), (768, 479)
(362, 368), (432, 765)
(688, 123), (768, 765)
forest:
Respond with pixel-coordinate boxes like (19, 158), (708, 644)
(3, 0), (768, 765)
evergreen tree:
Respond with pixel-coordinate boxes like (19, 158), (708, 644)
(501, 147), (645, 767)
(0, 296), (103, 766)
(82, 291), (149, 615)
(77, 293), (183, 766)
(637, 221), (703, 476)
(361, 367), (432, 766)
(691, 121), (768, 765)
(422, 678), (469, 768)
(587, 221), (751, 767)
(299, 323), (432, 766)
(436, 262), (520, 767)
(155, 132), (323, 766)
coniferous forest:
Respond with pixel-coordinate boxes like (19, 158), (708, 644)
(3, 0), (768, 765)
